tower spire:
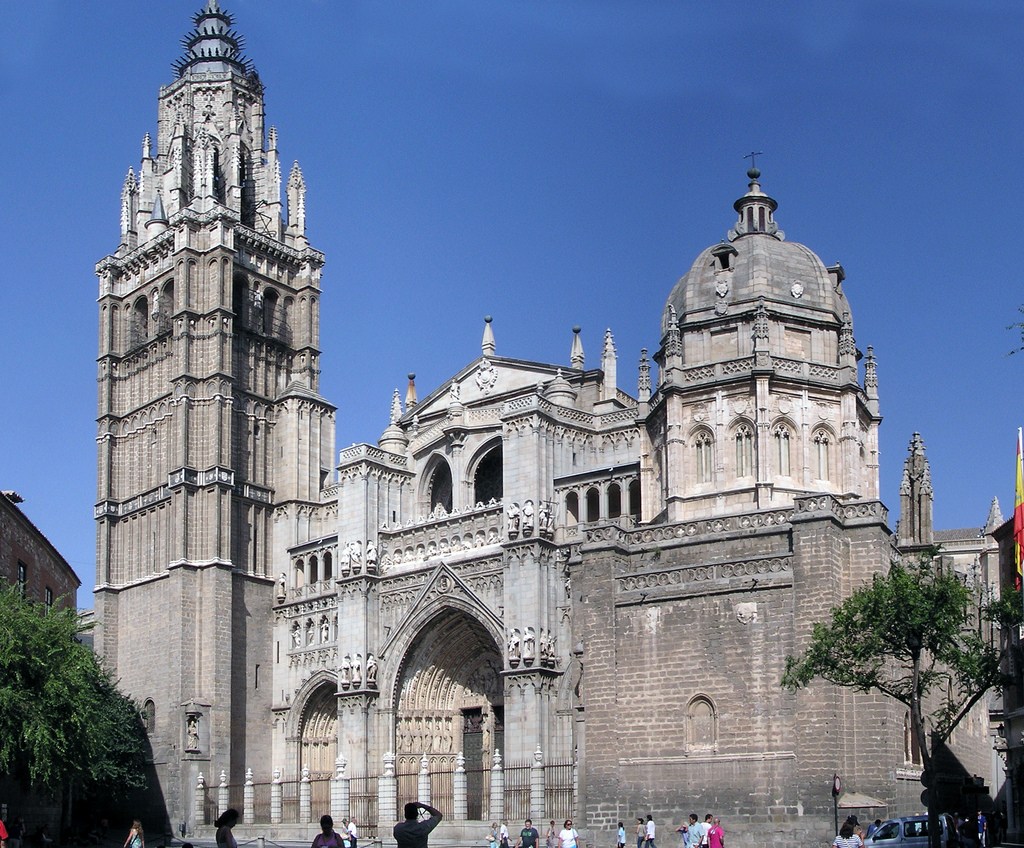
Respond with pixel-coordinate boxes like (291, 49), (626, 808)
(174, 1), (255, 78)
(729, 162), (783, 241)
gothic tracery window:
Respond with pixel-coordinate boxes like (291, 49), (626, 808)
(694, 431), (714, 484)
(774, 425), (791, 477)
(428, 460), (453, 514)
(735, 424), (754, 477)
(813, 430), (832, 480)
(473, 444), (503, 504)
(687, 695), (717, 750)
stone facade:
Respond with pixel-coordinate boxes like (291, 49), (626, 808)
(93, 3), (996, 845)
(0, 490), (80, 609)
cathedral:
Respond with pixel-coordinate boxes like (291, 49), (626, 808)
(92, 3), (996, 846)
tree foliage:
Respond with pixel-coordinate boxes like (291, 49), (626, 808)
(0, 585), (148, 797)
(782, 551), (1019, 843)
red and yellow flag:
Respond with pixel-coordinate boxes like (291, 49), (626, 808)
(1016, 427), (1024, 587)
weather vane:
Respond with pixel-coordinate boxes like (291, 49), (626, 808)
(744, 151), (763, 171)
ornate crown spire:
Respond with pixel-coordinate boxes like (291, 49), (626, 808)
(174, 0), (256, 78)
(729, 162), (783, 242)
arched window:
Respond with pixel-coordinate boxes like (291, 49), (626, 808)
(322, 551), (333, 581)
(628, 480), (641, 520)
(735, 424), (754, 477)
(694, 431), (714, 484)
(585, 487), (601, 522)
(157, 281), (174, 335)
(131, 296), (149, 347)
(263, 288), (279, 337)
(565, 492), (579, 525)
(687, 695), (717, 751)
(143, 699), (156, 733)
(429, 460), (453, 513)
(607, 483), (622, 519)
(473, 445), (503, 504)
(309, 555), (319, 584)
(774, 425), (791, 477)
(233, 276), (248, 325)
(295, 558), (306, 588)
(813, 430), (831, 480)
(904, 712), (921, 765)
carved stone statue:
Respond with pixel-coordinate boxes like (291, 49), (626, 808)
(339, 544), (352, 577)
(507, 502), (521, 537)
(365, 541), (378, 573)
(523, 627), (536, 664)
(538, 502), (554, 537)
(306, 621), (315, 645)
(341, 654), (352, 687)
(292, 626), (302, 649)
(366, 653), (378, 687)
(320, 618), (331, 643)
(352, 653), (363, 687)
(522, 499), (535, 535)
(186, 714), (200, 752)
(348, 540), (362, 574)
(508, 628), (521, 665)
(276, 572), (287, 600)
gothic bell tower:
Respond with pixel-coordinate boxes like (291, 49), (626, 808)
(93, 0), (334, 826)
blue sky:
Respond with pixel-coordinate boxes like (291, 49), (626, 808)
(2, 1), (1021, 607)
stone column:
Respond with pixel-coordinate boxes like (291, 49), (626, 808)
(243, 768), (254, 824)
(378, 753), (397, 837)
(453, 752), (468, 821)
(417, 754), (431, 805)
(530, 748), (545, 821)
(271, 768), (283, 825)
(332, 755), (350, 821)
(300, 765), (312, 823)
(194, 772), (206, 828)
(218, 770), (229, 817)
(489, 749), (504, 823)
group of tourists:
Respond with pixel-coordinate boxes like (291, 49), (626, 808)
(671, 814), (724, 848)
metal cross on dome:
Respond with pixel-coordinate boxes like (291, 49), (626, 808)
(744, 150), (763, 170)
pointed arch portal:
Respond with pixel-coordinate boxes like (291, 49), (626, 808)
(394, 608), (503, 819)
(298, 680), (338, 778)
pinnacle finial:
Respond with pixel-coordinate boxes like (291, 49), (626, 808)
(570, 326), (584, 369)
(482, 315), (495, 357)
(405, 373), (417, 408)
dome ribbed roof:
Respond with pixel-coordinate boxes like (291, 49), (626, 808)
(662, 174), (849, 334)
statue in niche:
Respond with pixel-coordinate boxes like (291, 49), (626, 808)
(365, 541), (378, 573)
(366, 653), (378, 687)
(341, 654), (352, 687)
(352, 653), (363, 687)
(305, 621), (315, 645)
(320, 618), (331, 643)
(449, 381), (461, 404)
(538, 629), (548, 664)
(185, 714), (200, 752)
(339, 544), (352, 576)
(291, 626), (302, 649)
(276, 572), (287, 600)
(507, 502), (521, 537)
(523, 627), (536, 664)
(522, 500), (535, 536)
(508, 628), (521, 666)
(348, 540), (362, 573)
(538, 502), (554, 537)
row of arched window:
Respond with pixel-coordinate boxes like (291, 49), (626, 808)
(294, 550), (334, 587)
(564, 479), (641, 525)
(691, 424), (832, 484)
(128, 281), (174, 349)
(232, 278), (294, 343)
(425, 444), (503, 515)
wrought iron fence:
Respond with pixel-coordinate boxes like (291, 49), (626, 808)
(350, 775), (379, 840)
(504, 762), (531, 823)
(544, 762), (575, 821)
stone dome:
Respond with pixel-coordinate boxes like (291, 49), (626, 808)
(662, 173), (850, 335)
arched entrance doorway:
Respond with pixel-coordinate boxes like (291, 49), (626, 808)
(394, 608), (502, 819)
(298, 680), (338, 778)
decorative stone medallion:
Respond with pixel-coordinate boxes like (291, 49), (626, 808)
(790, 281), (805, 299)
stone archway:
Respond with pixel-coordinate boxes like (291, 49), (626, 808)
(298, 680), (338, 778)
(394, 608), (503, 818)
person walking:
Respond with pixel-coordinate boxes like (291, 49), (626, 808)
(833, 821), (864, 848)
(123, 821), (144, 848)
(546, 821), (559, 848)
(683, 816), (701, 848)
(394, 801), (443, 848)
(558, 820), (579, 848)
(347, 818), (358, 848)
(707, 818), (724, 848)
(645, 816), (657, 848)
(215, 810), (239, 848)
(516, 819), (540, 848)
(312, 816), (345, 848)
(617, 822), (626, 848)
(636, 819), (646, 848)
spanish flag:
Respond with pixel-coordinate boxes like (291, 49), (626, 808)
(1016, 427), (1024, 588)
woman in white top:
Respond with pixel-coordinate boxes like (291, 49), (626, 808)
(559, 820), (579, 848)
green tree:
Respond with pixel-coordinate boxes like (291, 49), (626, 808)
(781, 551), (1019, 848)
(0, 585), (148, 825)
